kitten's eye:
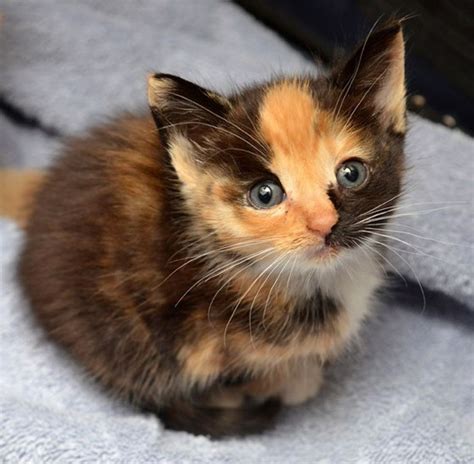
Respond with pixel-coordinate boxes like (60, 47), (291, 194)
(336, 160), (368, 189)
(248, 180), (285, 209)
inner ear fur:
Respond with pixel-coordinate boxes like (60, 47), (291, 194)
(147, 73), (231, 146)
(332, 20), (406, 133)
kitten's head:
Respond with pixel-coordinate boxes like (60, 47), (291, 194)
(148, 21), (406, 270)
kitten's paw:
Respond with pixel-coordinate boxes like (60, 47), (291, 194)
(205, 388), (247, 409)
(280, 362), (323, 406)
(205, 362), (323, 410)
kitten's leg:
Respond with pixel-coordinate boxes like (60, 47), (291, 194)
(157, 364), (322, 436)
(209, 362), (323, 407)
(204, 385), (252, 408)
(158, 381), (281, 437)
(200, 373), (282, 408)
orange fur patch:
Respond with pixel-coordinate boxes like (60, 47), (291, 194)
(259, 80), (370, 199)
(0, 169), (45, 228)
(179, 348), (220, 382)
(178, 333), (224, 386)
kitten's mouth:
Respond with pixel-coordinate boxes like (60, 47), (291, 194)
(305, 244), (339, 261)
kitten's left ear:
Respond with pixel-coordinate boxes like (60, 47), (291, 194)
(147, 73), (231, 146)
(332, 20), (406, 133)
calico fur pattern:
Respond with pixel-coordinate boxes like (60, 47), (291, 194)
(19, 21), (406, 437)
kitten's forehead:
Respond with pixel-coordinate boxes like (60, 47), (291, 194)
(259, 79), (317, 159)
(257, 80), (370, 197)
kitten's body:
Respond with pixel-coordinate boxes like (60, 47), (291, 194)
(19, 22), (406, 436)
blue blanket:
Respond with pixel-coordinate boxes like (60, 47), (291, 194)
(0, 1), (473, 462)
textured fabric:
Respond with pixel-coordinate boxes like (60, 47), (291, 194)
(0, 220), (473, 463)
(0, 0), (313, 135)
(0, 0), (473, 462)
(0, 114), (60, 169)
(392, 118), (473, 309)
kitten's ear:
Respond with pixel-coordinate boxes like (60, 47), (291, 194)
(147, 73), (231, 146)
(332, 20), (406, 133)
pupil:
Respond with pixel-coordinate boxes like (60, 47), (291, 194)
(258, 185), (272, 203)
(344, 165), (359, 183)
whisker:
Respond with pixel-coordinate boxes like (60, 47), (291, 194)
(358, 191), (408, 218)
(227, 252), (289, 347)
(169, 238), (269, 263)
(261, 253), (293, 331)
(360, 238), (408, 285)
(355, 200), (466, 226)
(207, 249), (279, 327)
(271, 253), (299, 341)
(240, 99), (267, 148)
(285, 253), (299, 298)
(221, 251), (285, 346)
(362, 229), (458, 265)
(160, 114), (268, 162)
(340, 72), (386, 134)
(164, 119), (266, 158)
(356, 205), (462, 225)
(366, 226), (472, 248)
(159, 238), (279, 288)
(175, 247), (275, 308)
(358, 191), (406, 222)
(352, 238), (390, 279)
(333, 16), (383, 122)
(369, 238), (426, 313)
(247, 254), (291, 347)
(168, 91), (269, 154)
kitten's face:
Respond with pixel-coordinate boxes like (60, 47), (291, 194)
(149, 22), (406, 269)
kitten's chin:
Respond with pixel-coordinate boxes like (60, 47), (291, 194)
(304, 244), (340, 264)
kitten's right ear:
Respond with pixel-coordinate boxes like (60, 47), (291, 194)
(147, 73), (231, 147)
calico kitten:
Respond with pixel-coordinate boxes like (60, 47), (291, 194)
(19, 21), (406, 437)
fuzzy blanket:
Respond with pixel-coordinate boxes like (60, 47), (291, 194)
(0, 0), (473, 462)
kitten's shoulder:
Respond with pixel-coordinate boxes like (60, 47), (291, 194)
(63, 113), (161, 164)
(27, 112), (166, 237)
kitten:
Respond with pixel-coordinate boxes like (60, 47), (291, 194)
(19, 21), (406, 437)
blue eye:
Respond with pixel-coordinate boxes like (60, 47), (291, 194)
(336, 160), (368, 189)
(249, 180), (285, 209)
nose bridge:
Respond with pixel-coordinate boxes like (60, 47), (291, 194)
(283, 142), (338, 237)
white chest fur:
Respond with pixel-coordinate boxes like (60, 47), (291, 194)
(319, 246), (383, 343)
(275, 248), (383, 405)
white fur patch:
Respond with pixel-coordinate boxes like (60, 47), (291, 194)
(319, 245), (383, 343)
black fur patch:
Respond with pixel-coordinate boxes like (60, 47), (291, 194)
(157, 397), (281, 438)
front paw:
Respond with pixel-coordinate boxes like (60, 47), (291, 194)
(279, 362), (323, 406)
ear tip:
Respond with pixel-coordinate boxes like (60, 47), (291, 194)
(150, 71), (184, 82)
(378, 18), (403, 34)
(371, 18), (405, 49)
(147, 73), (176, 96)
(148, 73), (170, 85)
(147, 73), (161, 90)
(147, 74), (176, 109)
(147, 72), (157, 85)
(151, 72), (175, 80)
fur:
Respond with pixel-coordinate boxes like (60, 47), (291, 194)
(19, 20), (406, 437)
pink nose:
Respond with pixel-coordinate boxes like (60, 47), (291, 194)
(306, 208), (338, 238)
